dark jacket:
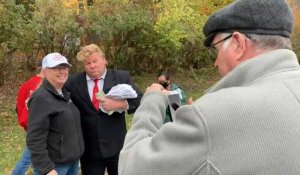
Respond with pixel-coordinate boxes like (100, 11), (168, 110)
(65, 69), (142, 159)
(26, 79), (84, 175)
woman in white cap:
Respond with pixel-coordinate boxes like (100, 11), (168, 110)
(26, 53), (84, 175)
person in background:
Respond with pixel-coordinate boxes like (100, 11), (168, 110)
(12, 60), (44, 175)
(65, 44), (142, 175)
(157, 71), (187, 123)
(26, 53), (84, 175)
(118, 0), (300, 174)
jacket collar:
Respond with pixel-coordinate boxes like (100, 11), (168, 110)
(42, 79), (71, 102)
(102, 69), (117, 93)
(208, 49), (300, 93)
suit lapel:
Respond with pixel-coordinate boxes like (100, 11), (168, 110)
(76, 72), (96, 110)
(75, 70), (117, 111)
(103, 69), (116, 94)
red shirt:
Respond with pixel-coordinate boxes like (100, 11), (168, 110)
(16, 75), (42, 130)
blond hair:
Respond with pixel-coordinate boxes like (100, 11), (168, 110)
(77, 44), (105, 61)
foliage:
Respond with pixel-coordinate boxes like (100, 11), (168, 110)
(152, 0), (206, 71)
(1, 0), (298, 85)
(83, 0), (154, 73)
(24, 0), (84, 71)
(0, 0), (231, 82)
(154, 0), (197, 50)
(290, 0), (300, 58)
(197, 0), (234, 16)
(0, 84), (26, 174)
(15, 0), (35, 18)
(81, 0), (214, 73)
(0, 0), (28, 86)
(0, 0), (85, 84)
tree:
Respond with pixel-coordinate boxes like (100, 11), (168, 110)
(0, 0), (238, 83)
(15, 0), (35, 18)
(30, 0), (84, 71)
(83, 0), (154, 72)
(153, 0), (205, 70)
(87, 0), (93, 6)
(0, 0), (27, 85)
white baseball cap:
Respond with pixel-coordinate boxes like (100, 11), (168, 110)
(42, 53), (72, 69)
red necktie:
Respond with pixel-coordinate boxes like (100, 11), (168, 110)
(92, 79), (99, 110)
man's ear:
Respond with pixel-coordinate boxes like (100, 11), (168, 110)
(231, 32), (247, 61)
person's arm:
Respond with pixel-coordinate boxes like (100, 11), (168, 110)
(103, 71), (143, 114)
(16, 83), (30, 130)
(119, 89), (208, 175)
(26, 95), (55, 175)
(99, 98), (128, 112)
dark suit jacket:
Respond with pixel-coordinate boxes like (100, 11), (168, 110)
(65, 69), (142, 159)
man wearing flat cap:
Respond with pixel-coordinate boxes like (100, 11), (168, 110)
(118, 0), (300, 174)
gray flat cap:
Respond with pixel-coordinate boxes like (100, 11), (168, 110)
(203, 0), (294, 47)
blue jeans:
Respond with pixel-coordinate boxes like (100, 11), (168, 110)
(11, 147), (38, 175)
(35, 160), (79, 175)
(55, 161), (79, 175)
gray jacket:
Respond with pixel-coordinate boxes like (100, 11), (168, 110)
(119, 49), (300, 175)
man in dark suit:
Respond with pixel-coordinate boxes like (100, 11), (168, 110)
(65, 44), (142, 175)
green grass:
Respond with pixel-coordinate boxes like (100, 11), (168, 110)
(0, 68), (219, 174)
(0, 85), (33, 175)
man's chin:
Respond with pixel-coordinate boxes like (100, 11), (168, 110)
(88, 72), (99, 78)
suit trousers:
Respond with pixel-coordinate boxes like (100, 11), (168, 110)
(80, 153), (119, 175)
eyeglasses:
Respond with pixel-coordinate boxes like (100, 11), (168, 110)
(49, 66), (69, 71)
(208, 34), (233, 58)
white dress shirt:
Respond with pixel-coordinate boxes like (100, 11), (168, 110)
(86, 69), (128, 113)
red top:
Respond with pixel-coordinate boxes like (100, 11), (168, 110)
(16, 75), (42, 131)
